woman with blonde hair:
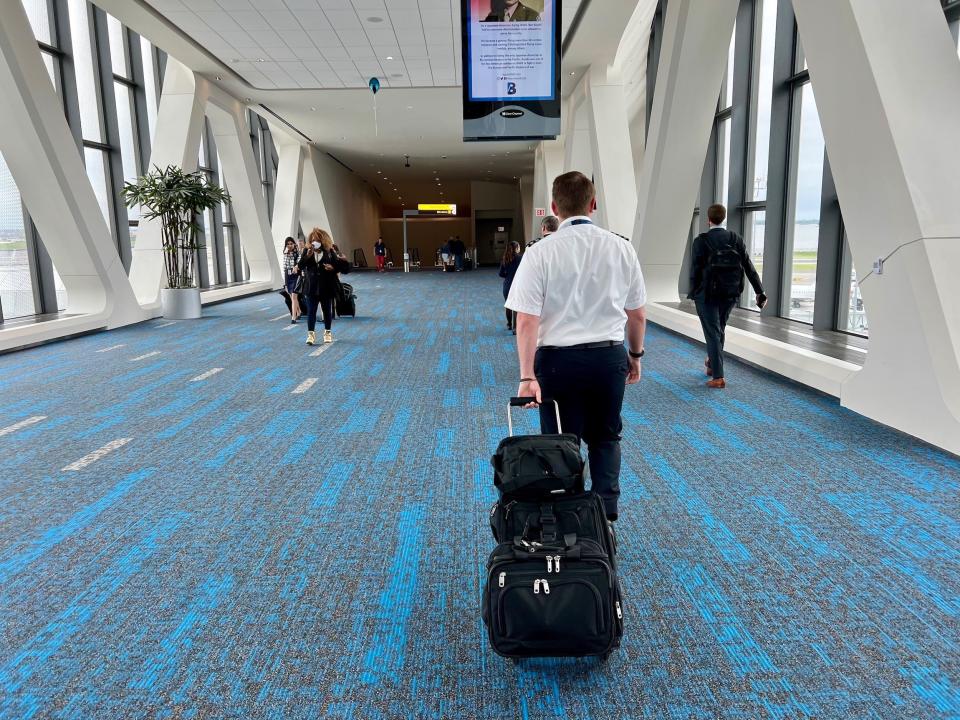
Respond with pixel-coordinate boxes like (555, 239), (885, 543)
(295, 228), (350, 345)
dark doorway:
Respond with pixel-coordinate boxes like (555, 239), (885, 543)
(476, 218), (513, 266)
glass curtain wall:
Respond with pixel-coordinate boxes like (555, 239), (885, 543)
(653, 0), (941, 337)
(784, 79), (824, 324)
(2, 0), (165, 322)
(0, 155), (34, 319)
(715, 24), (735, 209)
(741, 0), (778, 310)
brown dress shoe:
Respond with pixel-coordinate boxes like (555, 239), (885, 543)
(706, 378), (726, 389)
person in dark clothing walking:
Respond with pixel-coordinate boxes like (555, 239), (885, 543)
(374, 237), (387, 272)
(281, 237), (302, 324)
(688, 204), (767, 388)
(498, 241), (522, 332)
(296, 227), (350, 345)
(452, 236), (466, 271)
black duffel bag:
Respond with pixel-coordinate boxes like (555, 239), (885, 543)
(491, 398), (584, 500)
(482, 535), (623, 659)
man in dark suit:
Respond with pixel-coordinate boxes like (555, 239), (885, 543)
(688, 204), (767, 388)
(484, 0), (541, 21)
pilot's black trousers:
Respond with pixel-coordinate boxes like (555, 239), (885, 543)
(534, 345), (627, 518)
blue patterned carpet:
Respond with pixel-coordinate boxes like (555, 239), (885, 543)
(0, 270), (958, 719)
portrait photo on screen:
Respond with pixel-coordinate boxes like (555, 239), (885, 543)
(482, 0), (544, 22)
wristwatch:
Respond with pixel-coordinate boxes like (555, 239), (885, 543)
(628, 349), (645, 359)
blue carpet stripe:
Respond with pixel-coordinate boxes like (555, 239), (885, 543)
(0, 271), (956, 718)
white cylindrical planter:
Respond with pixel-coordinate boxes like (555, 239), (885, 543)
(160, 287), (202, 319)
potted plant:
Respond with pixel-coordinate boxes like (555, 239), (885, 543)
(122, 165), (231, 319)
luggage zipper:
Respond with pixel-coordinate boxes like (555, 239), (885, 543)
(554, 555), (560, 572)
(533, 579), (541, 594)
(542, 580), (550, 595)
(615, 601), (623, 620)
(547, 556), (553, 573)
(498, 571), (506, 588)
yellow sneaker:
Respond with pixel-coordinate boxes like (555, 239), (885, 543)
(323, 330), (333, 344)
(306, 330), (316, 345)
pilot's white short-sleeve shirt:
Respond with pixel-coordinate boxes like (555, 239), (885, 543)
(506, 217), (646, 347)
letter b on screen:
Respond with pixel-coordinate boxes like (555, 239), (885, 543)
(507, 82), (517, 95)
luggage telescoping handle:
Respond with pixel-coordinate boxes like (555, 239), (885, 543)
(507, 397), (562, 436)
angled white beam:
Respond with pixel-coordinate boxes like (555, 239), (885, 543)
(0, 0), (145, 347)
(793, 0), (960, 453)
(631, 0), (739, 301)
(585, 66), (638, 237)
(128, 57), (206, 308)
(300, 145), (334, 238)
(270, 133), (306, 269)
(205, 90), (282, 290)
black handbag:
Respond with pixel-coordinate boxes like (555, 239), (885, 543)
(491, 399), (584, 500)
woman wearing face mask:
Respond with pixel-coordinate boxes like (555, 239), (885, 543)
(282, 237), (301, 323)
(297, 228), (350, 345)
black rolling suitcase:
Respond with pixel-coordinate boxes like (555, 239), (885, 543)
(336, 282), (356, 317)
(482, 398), (624, 661)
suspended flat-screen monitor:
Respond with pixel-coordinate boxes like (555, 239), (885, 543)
(461, 0), (561, 141)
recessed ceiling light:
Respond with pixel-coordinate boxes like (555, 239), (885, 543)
(407, 106), (413, 110)
(310, 106), (316, 111)
(386, 56), (394, 60)
(257, 58), (265, 62)
(368, 16), (383, 22)
(377, 170), (381, 174)
(215, 75), (222, 81)
(569, 71), (575, 76)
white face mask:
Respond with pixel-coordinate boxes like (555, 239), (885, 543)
(312, 242), (321, 249)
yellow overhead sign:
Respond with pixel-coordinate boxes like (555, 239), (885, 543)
(418, 204), (457, 215)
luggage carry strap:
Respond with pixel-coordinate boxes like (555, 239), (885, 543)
(540, 504), (558, 543)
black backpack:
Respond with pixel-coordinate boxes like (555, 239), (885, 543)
(705, 231), (744, 301)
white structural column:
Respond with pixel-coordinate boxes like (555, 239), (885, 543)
(563, 97), (594, 179)
(299, 145), (334, 238)
(793, 0), (960, 453)
(205, 90), (282, 290)
(532, 141), (564, 230)
(270, 133), (306, 268)
(585, 66), (638, 238)
(0, 0), (144, 344)
(128, 58), (207, 308)
(631, 0), (739, 301)
(519, 173), (534, 246)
